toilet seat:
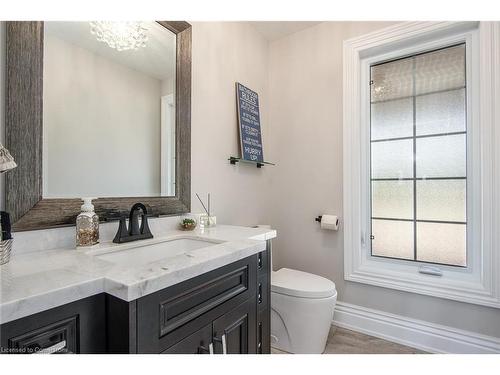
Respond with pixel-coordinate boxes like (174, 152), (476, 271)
(271, 268), (336, 299)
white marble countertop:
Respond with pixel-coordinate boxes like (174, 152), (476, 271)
(0, 225), (276, 325)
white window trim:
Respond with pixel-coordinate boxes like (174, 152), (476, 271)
(343, 21), (500, 308)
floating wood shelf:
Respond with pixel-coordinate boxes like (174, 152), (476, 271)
(228, 157), (275, 168)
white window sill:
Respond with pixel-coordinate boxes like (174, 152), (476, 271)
(345, 255), (500, 308)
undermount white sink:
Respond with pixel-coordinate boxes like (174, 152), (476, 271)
(93, 237), (222, 267)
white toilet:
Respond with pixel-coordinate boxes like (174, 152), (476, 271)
(270, 268), (337, 354)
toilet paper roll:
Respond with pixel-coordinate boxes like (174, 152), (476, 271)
(320, 215), (339, 231)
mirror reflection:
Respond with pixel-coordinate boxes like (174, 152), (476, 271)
(42, 21), (176, 198)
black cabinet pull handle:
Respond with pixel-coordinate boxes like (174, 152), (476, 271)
(197, 345), (209, 354)
(258, 283), (263, 304)
(258, 253), (263, 269)
(197, 343), (214, 354)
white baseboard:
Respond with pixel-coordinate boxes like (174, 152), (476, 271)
(332, 301), (500, 354)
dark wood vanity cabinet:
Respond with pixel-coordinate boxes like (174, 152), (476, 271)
(0, 245), (271, 355)
(161, 247), (271, 354)
(119, 247), (271, 354)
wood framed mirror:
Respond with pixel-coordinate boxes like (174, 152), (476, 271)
(5, 21), (191, 231)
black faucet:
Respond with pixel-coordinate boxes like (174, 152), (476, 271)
(112, 203), (153, 243)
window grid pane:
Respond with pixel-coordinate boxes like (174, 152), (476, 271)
(372, 219), (414, 260)
(369, 43), (467, 267)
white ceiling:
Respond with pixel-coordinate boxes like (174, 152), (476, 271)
(248, 21), (322, 41)
(44, 22), (177, 80)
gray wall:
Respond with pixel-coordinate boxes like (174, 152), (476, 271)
(267, 21), (500, 338)
(189, 22), (272, 224)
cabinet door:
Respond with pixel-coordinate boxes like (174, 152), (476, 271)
(212, 299), (256, 354)
(162, 324), (212, 354)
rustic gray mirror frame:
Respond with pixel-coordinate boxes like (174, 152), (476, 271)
(5, 21), (191, 231)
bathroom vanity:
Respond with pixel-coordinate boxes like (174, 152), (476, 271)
(0, 225), (274, 354)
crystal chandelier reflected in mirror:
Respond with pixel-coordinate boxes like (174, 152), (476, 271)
(89, 21), (148, 51)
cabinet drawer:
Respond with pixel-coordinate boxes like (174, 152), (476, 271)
(0, 294), (105, 354)
(159, 264), (251, 336)
(6, 317), (77, 354)
(138, 255), (257, 353)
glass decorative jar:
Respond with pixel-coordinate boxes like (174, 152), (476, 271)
(76, 198), (99, 247)
(179, 215), (197, 231)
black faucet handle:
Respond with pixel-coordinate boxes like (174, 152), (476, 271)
(140, 213), (153, 238)
(112, 217), (129, 244)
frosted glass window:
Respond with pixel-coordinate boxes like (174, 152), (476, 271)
(415, 44), (465, 96)
(417, 223), (466, 266)
(416, 134), (466, 178)
(417, 180), (466, 222)
(416, 89), (466, 136)
(371, 139), (413, 179)
(371, 58), (413, 103)
(370, 43), (467, 267)
(371, 98), (413, 140)
(371, 220), (414, 260)
(372, 181), (413, 219)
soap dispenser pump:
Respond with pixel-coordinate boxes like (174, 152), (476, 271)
(76, 198), (99, 248)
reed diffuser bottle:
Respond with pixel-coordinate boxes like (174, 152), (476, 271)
(196, 193), (216, 228)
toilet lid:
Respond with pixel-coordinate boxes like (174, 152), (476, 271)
(271, 268), (336, 299)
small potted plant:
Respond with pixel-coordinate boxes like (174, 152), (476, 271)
(179, 217), (197, 231)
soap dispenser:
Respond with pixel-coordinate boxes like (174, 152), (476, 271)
(76, 198), (99, 248)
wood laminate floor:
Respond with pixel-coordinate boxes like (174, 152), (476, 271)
(271, 326), (426, 354)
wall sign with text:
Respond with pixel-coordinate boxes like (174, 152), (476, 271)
(236, 82), (264, 162)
